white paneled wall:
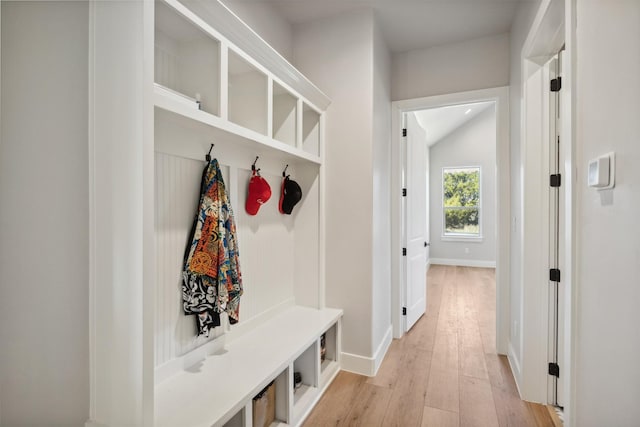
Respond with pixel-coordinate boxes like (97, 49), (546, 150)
(154, 153), (297, 369)
(235, 169), (296, 322)
(154, 153), (224, 367)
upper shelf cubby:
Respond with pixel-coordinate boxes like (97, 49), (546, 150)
(272, 82), (298, 147)
(176, 0), (330, 111)
(228, 50), (268, 136)
(155, 0), (220, 116)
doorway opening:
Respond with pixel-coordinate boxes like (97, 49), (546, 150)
(391, 87), (510, 354)
(401, 101), (498, 333)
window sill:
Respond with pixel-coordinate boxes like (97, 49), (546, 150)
(441, 235), (484, 243)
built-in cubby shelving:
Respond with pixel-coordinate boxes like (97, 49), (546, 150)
(150, 0), (340, 426)
(89, 0), (338, 425)
(154, 86), (322, 166)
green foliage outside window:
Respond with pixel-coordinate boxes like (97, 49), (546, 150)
(443, 167), (480, 235)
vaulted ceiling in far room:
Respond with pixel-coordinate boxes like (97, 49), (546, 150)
(414, 101), (494, 146)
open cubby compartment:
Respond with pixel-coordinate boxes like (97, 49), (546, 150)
(291, 342), (320, 425)
(319, 321), (339, 387)
(223, 406), (249, 427)
(302, 103), (321, 157)
(264, 368), (290, 427)
(293, 343), (318, 401)
(229, 49), (268, 136)
(272, 81), (298, 148)
(155, 0), (220, 116)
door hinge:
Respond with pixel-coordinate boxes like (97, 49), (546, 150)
(548, 362), (560, 377)
(424, 242), (429, 247)
(402, 248), (407, 256)
(402, 188), (407, 197)
(550, 268), (561, 282)
(550, 174), (562, 187)
(402, 307), (407, 316)
(550, 77), (562, 92)
(402, 128), (407, 137)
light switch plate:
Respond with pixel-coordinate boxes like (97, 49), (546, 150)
(588, 152), (615, 190)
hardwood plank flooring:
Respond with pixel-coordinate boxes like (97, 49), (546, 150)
(421, 406), (459, 427)
(303, 265), (555, 427)
(425, 368), (459, 414)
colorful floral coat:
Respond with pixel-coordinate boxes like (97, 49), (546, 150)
(182, 159), (243, 337)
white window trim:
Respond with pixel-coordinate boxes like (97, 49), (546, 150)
(441, 235), (484, 242)
(441, 166), (482, 240)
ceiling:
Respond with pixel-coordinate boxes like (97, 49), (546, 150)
(231, 0), (525, 53)
(413, 101), (494, 146)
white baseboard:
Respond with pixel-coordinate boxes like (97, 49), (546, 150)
(341, 352), (372, 376)
(85, 421), (107, 427)
(430, 258), (496, 268)
(372, 327), (393, 375)
(341, 326), (392, 376)
(508, 342), (523, 397)
(426, 258), (431, 269)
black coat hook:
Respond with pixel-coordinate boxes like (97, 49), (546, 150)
(205, 144), (214, 162)
(251, 156), (259, 172)
(282, 164), (289, 177)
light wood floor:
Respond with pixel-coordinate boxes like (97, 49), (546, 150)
(303, 265), (557, 427)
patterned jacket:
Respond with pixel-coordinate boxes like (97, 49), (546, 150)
(182, 159), (243, 337)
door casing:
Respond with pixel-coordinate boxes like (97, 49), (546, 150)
(390, 86), (510, 350)
(517, 0), (575, 418)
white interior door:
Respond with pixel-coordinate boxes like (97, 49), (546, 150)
(404, 113), (428, 331)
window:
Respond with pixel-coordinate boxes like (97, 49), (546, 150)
(442, 167), (481, 237)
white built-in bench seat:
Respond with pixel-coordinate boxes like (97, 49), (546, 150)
(155, 306), (342, 427)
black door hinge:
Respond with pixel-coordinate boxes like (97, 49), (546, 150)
(550, 77), (562, 92)
(550, 174), (562, 187)
(550, 268), (561, 282)
(402, 248), (407, 256)
(402, 307), (407, 316)
(402, 128), (407, 137)
(548, 362), (560, 377)
(402, 188), (407, 197)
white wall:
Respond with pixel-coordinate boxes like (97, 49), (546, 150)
(507, 0), (541, 377)
(391, 33), (510, 101)
(0, 2), (90, 425)
(429, 106), (496, 265)
(574, 1), (640, 425)
(220, 0), (293, 61)
(371, 15), (392, 362)
(293, 9), (376, 367)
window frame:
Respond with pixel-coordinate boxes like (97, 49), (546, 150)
(441, 166), (483, 241)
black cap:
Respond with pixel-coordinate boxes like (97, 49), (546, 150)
(281, 177), (302, 214)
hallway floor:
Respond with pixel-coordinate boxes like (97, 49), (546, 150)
(303, 265), (557, 427)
